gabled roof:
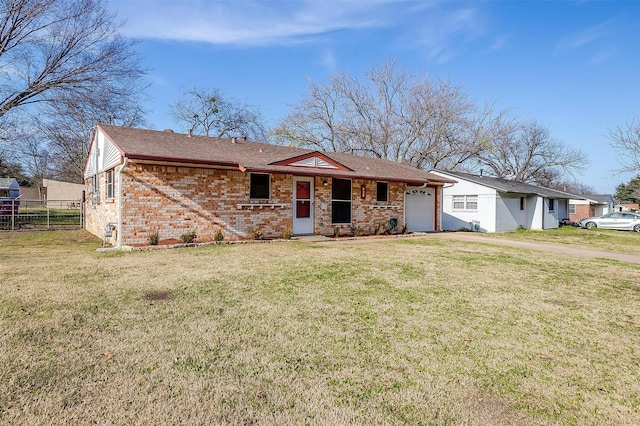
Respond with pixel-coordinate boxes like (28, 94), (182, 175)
(432, 170), (582, 200)
(0, 177), (19, 190)
(581, 194), (614, 204)
(94, 124), (455, 186)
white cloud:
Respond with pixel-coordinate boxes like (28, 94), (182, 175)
(410, 5), (487, 63)
(555, 18), (616, 53)
(110, 0), (402, 46)
(489, 35), (509, 53)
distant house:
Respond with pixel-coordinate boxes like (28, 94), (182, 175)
(43, 179), (85, 207)
(83, 124), (455, 247)
(430, 170), (580, 233)
(0, 178), (20, 222)
(616, 203), (639, 212)
(569, 194), (615, 222)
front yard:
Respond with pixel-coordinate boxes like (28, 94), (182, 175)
(1, 230), (638, 425)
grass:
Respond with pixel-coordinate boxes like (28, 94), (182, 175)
(1, 230), (639, 425)
(485, 225), (640, 255)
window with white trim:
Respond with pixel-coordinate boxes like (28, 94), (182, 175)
(91, 174), (100, 205)
(453, 195), (478, 210)
(106, 169), (115, 199)
(569, 204), (575, 215)
(332, 178), (351, 224)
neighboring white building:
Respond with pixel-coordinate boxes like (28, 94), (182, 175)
(431, 170), (580, 233)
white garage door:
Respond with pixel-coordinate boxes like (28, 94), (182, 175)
(405, 188), (435, 232)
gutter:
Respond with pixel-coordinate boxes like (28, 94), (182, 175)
(97, 157), (128, 252)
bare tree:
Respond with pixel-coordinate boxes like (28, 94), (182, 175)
(169, 87), (267, 141)
(39, 84), (147, 183)
(547, 180), (596, 195)
(0, 0), (144, 120)
(608, 115), (640, 174)
(0, 0), (147, 183)
(273, 60), (512, 170)
(473, 121), (589, 187)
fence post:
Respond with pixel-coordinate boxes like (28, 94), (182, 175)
(11, 199), (15, 231)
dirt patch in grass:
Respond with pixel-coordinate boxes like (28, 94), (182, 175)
(144, 290), (173, 301)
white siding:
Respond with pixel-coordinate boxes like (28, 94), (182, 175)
(438, 178), (497, 232)
(529, 196), (544, 229)
(84, 130), (122, 179)
(495, 194), (525, 232)
(541, 198), (561, 230)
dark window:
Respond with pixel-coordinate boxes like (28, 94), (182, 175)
(106, 169), (114, 199)
(549, 198), (555, 212)
(520, 196), (525, 211)
(250, 173), (270, 199)
(376, 182), (388, 202)
(332, 178), (351, 224)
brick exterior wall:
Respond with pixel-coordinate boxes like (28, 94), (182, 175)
(570, 203), (594, 222)
(85, 162), (439, 246)
(84, 169), (119, 245)
(314, 179), (406, 236)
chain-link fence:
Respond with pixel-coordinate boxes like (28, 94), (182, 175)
(0, 199), (83, 231)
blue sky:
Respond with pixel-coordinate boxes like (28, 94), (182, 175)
(108, 0), (640, 194)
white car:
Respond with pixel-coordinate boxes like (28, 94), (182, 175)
(579, 212), (640, 232)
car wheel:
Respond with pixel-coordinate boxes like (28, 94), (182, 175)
(634, 224), (640, 232)
(585, 222), (597, 229)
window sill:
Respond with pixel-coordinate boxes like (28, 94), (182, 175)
(369, 205), (400, 210)
(237, 203), (287, 210)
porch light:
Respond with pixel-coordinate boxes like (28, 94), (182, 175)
(322, 178), (328, 186)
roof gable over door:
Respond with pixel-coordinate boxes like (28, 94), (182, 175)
(270, 152), (352, 171)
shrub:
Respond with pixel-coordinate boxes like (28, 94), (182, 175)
(350, 224), (364, 236)
(179, 229), (197, 244)
(252, 229), (264, 240)
(282, 226), (293, 240)
(333, 226), (341, 238)
(374, 222), (385, 235)
(214, 228), (224, 242)
(148, 229), (159, 245)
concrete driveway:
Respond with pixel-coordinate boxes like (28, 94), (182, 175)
(429, 232), (640, 265)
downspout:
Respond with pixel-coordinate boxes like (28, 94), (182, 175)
(97, 157), (128, 251)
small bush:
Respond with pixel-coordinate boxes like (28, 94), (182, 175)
(214, 228), (224, 242)
(374, 223), (386, 235)
(148, 229), (159, 245)
(282, 226), (293, 240)
(350, 224), (364, 236)
(252, 229), (264, 240)
(179, 229), (197, 244)
(402, 224), (409, 234)
(333, 227), (341, 238)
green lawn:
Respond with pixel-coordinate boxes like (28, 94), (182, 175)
(1, 230), (638, 425)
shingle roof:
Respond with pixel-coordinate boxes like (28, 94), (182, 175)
(97, 124), (455, 186)
(583, 194), (614, 204)
(0, 177), (19, 189)
(433, 170), (582, 199)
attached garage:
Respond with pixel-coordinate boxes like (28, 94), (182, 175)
(404, 187), (435, 232)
